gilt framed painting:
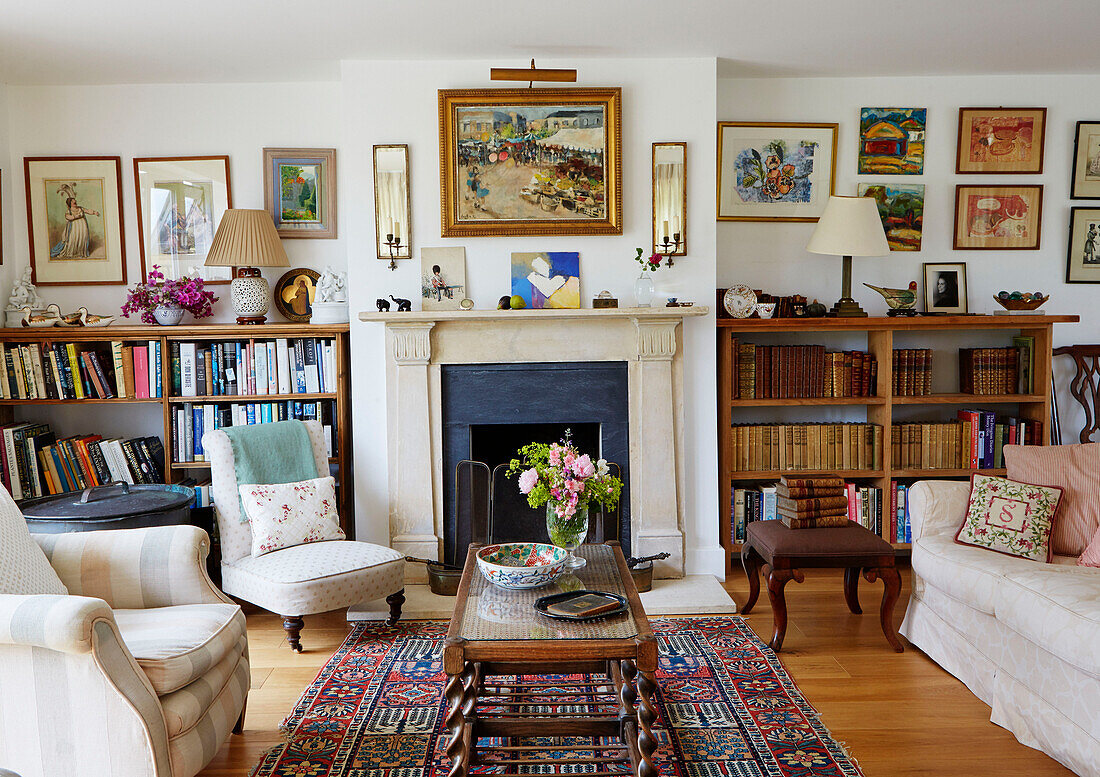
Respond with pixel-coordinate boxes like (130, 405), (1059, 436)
(438, 88), (622, 237)
(1070, 121), (1100, 199)
(262, 148), (336, 238)
(953, 185), (1043, 250)
(956, 108), (1046, 174)
(24, 156), (126, 286)
(717, 122), (837, 222)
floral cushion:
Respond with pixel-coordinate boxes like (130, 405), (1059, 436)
(239, 476), (345, 557)
(955, 474), (1063, 562)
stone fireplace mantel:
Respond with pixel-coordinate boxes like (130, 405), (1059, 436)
(359, 306), (708, 581)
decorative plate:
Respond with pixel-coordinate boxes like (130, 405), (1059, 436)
(723, 285), (757, 318)
(534, 590), (629, 622)
(273, 268), (321, 323)
(476, 542), (568, 589)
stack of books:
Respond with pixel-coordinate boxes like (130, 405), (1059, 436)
(173, 337), (337, 397)
(730, 422), (882, 472)
(173, 399), (334, 464)
(733, 341), (878, 399)
(777, 475), (848, 528)
(959, 347), (1020, 395)
(892, 349), (932, 396)
(1, 340), (164, 400)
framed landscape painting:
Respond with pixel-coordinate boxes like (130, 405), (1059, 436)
(858, 108), (926, 175)
(24, 156), (126, 285)
(262, 148), (336, 238)
(1066, 207), (1100, 283)
(438, 88), (622, 237)
(953, 185), (1043, 250)
(956, 108), (1046, 174)
(857, 183), (925, 251)
(717, 122), (837, 222)
(1070, 121), (1100, 199)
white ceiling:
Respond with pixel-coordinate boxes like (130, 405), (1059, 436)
(0, 0), (1094, 85)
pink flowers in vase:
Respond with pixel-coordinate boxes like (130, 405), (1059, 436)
(507, 431), (622, 518)
(121, 265), (218, 324)
(634, 247), (665, 272)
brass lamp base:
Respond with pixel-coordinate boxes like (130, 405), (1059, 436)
(829, 298), (868, 317)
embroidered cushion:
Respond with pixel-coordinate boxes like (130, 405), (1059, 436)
(1004, 442), (1100, 557)
(0, 486), (66, 595)
(955, 474), (1063, 562)
(239, 476), (345, 557)
(1079, 526), (1100, 568)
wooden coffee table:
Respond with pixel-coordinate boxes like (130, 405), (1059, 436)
(444, 541), (658, 777)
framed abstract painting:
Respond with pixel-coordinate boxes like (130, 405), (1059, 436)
(956, 108), (1046, 174)
(953, 185), (1043, 250)
(1065, 207), (1100, 283)
(1070, 121), (1100, 199)
(438, 88), (622, 237)
(858, 108), (926, 175)
(262, 148), (336, 238)
(511, 251), (580, 309)
(717, 122), (837, 222)
(24, 156), (126, 286)
(857, 183), (925, 251)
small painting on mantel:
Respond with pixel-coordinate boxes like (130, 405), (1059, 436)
(511, 251), (580, 309)
(421, 246), (467, 311)
(858, 108), (926, 175)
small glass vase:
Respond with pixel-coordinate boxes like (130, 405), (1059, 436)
(153, 304), (185, 326)
(546, 500), (589, 569)
(634, 270), (655, 307)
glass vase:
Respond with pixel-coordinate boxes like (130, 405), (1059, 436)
(634, 270), (655, 307)
(546, 500), (589, 569)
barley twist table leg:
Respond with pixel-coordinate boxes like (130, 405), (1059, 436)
(636, 670), (659, 777)
(619, 659), (638, 744)
(445, 666), (470, 777)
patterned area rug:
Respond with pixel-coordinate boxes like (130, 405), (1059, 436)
(250, 616), (862, 777)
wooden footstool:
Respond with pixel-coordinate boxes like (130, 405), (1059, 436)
(740, 521), (903, 653)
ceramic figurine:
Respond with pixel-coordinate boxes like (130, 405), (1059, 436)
(376, 298), (391, 312)
(390, 295), (412, 312)
(863, 281), (918, 316)
(20, 304), (62, 328)
(316, 266), (347, 303)
(6, 268), (44, 326)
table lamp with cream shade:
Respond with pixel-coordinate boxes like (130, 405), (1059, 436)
(204, 208), (290, 324)
(805, 195), (890, 318)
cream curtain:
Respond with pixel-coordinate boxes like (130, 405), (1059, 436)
(375, 171), (409, 258)
(654, 162), (684, 241)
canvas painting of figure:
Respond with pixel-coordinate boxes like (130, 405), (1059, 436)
(953, 185), (1043, 250)
(956, 108), (1046, 174)
(46, 179), (106, 260)
(858, 108), (926, 175)
(858, 184), (925, 251)
(511, 251), (580, 309)
(421, 246), (466, 311)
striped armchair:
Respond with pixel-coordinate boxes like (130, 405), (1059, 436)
(0, 525), (248, 777)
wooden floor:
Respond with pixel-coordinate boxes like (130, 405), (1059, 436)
(197, 566), (1074, 776)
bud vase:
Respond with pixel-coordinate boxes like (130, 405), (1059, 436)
(546, 500), (589, 569)
(634, 270), (654, 307)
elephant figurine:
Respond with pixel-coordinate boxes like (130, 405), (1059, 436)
(376, 298), (391, 312)
(390, 295), (412, 312)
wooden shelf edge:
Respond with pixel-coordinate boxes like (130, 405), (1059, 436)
(716, 314), (1079, 331)
(892, 393), (1044, 405)
(890, 468), (1005, 478)
(0, 323), (351, 339)
(729, 469), (882, 479)
(730, 397), (884, 407)
(171, 456), (339, 469)
(0, 397), (163, 405)
(167, 393), (337, 403)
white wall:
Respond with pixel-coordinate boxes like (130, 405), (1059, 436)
(0, 85), (10, 278)
(341, 59), (724, 574)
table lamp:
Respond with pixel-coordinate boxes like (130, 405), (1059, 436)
(204, 209), (290, 324)
(805, 195), (890, 317)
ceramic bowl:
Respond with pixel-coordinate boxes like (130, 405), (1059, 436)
(755, 302), (777, 319)
(476, 542), (569, 589)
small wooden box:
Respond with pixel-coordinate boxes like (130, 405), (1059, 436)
(592, 297), (618, 309)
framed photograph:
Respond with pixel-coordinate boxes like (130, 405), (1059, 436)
(923, 262), (968, 314)
(421, 247), (466, 310)
(857, 183), (925, 251)
(956, 108), (1046, 174)
(510, 251), (580, 309)
(953, 185), (1043, 250)
(1065, 207), (1100, 283)
(262, 148), (336, 239)
(1070, 121), (1100, 199)
(134, 155), (232, 284)
(24, 156), (126, 286)
(858, 108), (926, 175)
(438, 88), (622, 237)
(273, 268), (321, 322)
(717, 121), (837, 222)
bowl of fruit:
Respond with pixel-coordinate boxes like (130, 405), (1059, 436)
(993, 291), (1049, 312)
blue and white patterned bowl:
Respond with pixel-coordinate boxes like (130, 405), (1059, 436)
(476, 542), (569, 589)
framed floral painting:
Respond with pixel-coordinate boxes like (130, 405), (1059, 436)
(262, 148), (336, 238)
(24, 156), (127, 285)
(953, 185), (1043, 250)
(956, 108), (1046, 174)
(1070, 121), (1100, 199)
(717, 122), (837, 222)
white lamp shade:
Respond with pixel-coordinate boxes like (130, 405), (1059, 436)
(806, 196), (890, 257)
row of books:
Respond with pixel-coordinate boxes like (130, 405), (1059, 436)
(733, 342), (878, 399)
(1, 421), (164, 500)
(173, 338), (337, 398)
(1, 340), (163, 400)
(730, 423), (883, 472)
(172, 400), (336, 463)
(892, 349), (932, 396)
(893, 412), (1043, 470)
(959, 346), (1024, 395)
(730, 482), (898, 542)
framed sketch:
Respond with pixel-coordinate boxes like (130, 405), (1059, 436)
(1066, 207), (1100, 283)
(262, 148), (336, 238)
(953, 185), (1043, 250)
(1070, 121), (1100, 199)
(420, 247), (466, 310)
(858, 108), (926, 175)
(24, 156), (126, 286)
(134, 156), (232, 284)
(857, 183), (924, 251)
(717, 122), (838, 222)
(438, 88), (622, 237)
(923, 262), (968, 314)
(273, 268), (320, 322)
(956, 108), (1046, 174)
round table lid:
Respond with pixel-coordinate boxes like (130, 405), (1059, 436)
(21, 483), (195, 521)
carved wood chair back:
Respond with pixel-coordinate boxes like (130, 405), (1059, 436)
(1053, 345), (1100, 443)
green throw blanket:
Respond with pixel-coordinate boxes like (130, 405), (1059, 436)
(224, 420), (319, 522)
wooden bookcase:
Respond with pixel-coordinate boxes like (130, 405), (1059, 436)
(717, 314), (1078, 575)
(0, 323), (354, 535)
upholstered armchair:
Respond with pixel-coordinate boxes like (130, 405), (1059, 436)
(203, 420), (405, 651)
(0, 524), (248, 777)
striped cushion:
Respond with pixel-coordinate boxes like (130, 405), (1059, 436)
(167, 647), (250, 777)
(114, 603), (245, 695)
(1081, 528), (1100, 568)
(1005, 442), (1100, 557)
(0, 487), (66, 596)
(160, 633), (247, 737)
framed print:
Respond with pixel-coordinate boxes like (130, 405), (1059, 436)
(1070, 121), (1100, 199)
(134, 155), (232, 284)
(956, 108), (1046, 174)
(923, 262), (968, 314)
(24, 156), (126, 286)
(273, 267), (321, 322)
(953, 185), (1043, 250)
(717, 121), (837, 222)
(857, 183), (925, 251)
(858, 108), (926, 174)
(1065, 207), (1100, 283)
(262, 148), (336, 238)
(421, 246), (466, 310)
(438, 88), (622, 237)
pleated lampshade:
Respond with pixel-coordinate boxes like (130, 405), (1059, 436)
(204, 209), (290, 267)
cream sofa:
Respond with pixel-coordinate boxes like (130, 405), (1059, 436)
(899, 480), (1099, 777)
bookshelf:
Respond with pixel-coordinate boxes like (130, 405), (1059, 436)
(0, 323), (354, 535)
(717, 314), (1078, 574)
